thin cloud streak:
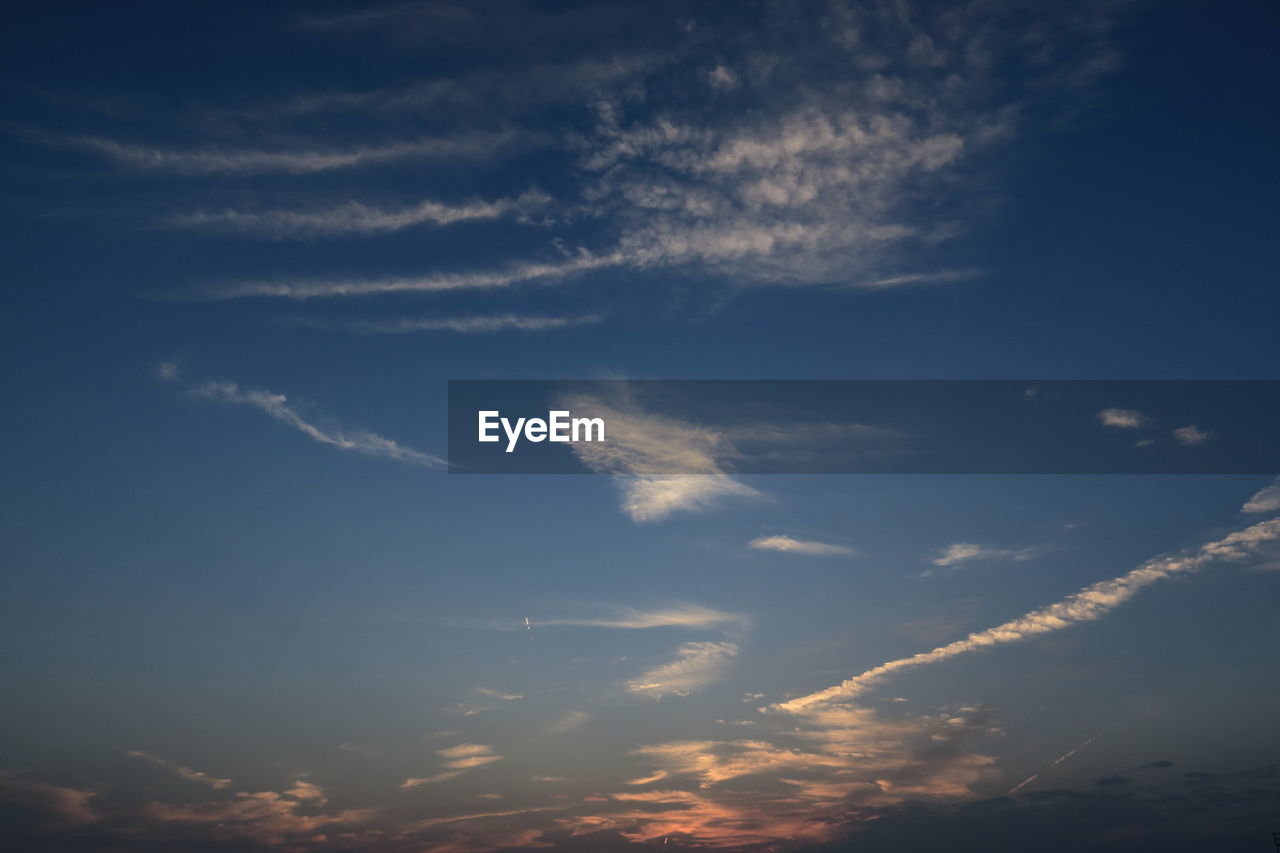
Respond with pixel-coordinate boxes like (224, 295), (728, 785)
(931, 542), (1037, 567)
(126, 750), (232, 790)
(23, 128), (531, 175)
(749, 535), (854, 556)
(626, 641), (739, 698)
(293, 313), (603, 335)
(777, 517), (1280, 713)
(189, 252), (622, 301)
(538, 604), (747, 631)
(159, 363), (444, 468)
(167, 190), (550, 238)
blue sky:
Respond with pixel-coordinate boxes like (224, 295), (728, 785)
(3, 1), (1280, 851)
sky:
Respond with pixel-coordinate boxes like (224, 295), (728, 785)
(2, 1), (1280, 851)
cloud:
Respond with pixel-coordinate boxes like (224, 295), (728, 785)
(189, 251), (622, 301)
(597, 705), (999, 847)
(860, 268), (985, 289)
(626, 641), (739, 697)
(749, 535), (854, 556)
(474, 688), (522, 701)
(167, 190), (550, 238)
(0, 777), (99, 831)
(26, 128), (529, 175)
(403, 744), (502, 787)
(707, 65), (739, 90)
(559, 389), (760, 522)
(126, 750), (232, 790)
(776, 517), (1280, 713)
(548, 710), (592, 733)
(294, 313), (602, 335)
(1242, 478), (1280, 514)
(1097, 408), (1145, 429)
(1172, 424), (1210, 446)
(136, 786), (374, 846)
(159, 365), (444, 468)
(540, 603), (746, 631)
(931, 543), (1037, 567)
(117, 0), (1128, 307)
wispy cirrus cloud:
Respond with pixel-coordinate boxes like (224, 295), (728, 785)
(158, 362), (444, 468)
(776, 517), (1280, 713)
(167, 190), (550, 238)
(188, 251), (622, 301)
(626, 641), (740, 698)
(112, 0), (1129, 305)
(22, 128), (532, 175)
(749, 535), (854, 556)
(403, 744), (502, 788)
(539, 603), (747, 632)
(126, 750), (232, 790)
(293, 313), (602, 335)
(930, 542), (1038, 568)
(559, 389), (760, 522)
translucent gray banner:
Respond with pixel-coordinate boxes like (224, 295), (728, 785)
(447, 380), (1280, 474)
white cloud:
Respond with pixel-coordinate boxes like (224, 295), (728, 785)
(474, 688), (522, 701)
(930, 542), (1037, 567)
(295, 313), (602, 335)
(192, 251), (621, 301)
(626, 641), (739, 698)
(168, 190), (550, 238)
(1172, 424), (1210, 446)
(1243, 478), (1280, 514)
(403, 744), (502, 787)
(749, 535), (854, 556)
(33, 129), (529, 175)
(129, 1), (1126, 307)
(126, 750), (232, 790)
(777, 517), (1280, 713)
(160, 366), (444, 468)
(541, 603), (746, 631)
(558, 390), (760, 522)
(1097, 407), (1145, 429)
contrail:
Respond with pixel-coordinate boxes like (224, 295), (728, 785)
(1006, 731), (1103, 795)
(773, 517), (1280, 713)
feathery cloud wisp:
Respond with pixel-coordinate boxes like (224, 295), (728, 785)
(403, 744), (502, 787)
(168, 190), (550, 238)
(776, 517), (1280, 713)
(749, 535), (854, 556)
(190, 252), (622, 301)
(931, 543), (1037, 567)
(626, 641), (739, 698)
(126, 750), (232, 790)
(539, 604), (746, 631)
(159, 364), (443, 468)
(1243, 478), (1280, 514)
(294, 313), (602, 335)
(559, 390), (759, 522)
(34, 129), (528, 175)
